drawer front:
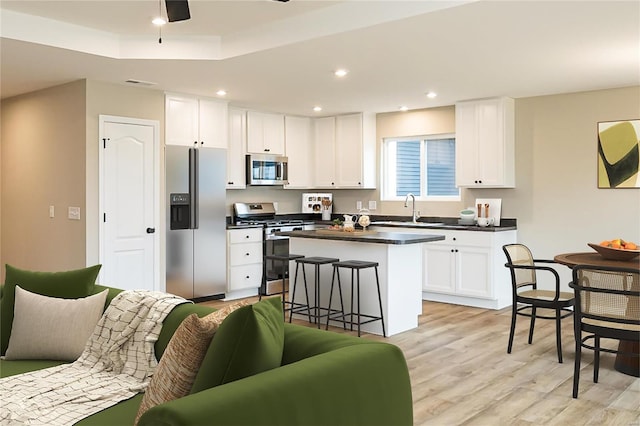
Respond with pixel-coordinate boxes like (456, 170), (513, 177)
(228, 228), (263, 244)
(229, 264), (263, 291)
(438, 230), (492, 247)
(229, 242), (263, 266)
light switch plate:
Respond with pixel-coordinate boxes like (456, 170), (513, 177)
(368, 200), (377, 210)
(49, 205), (55, 218)
(356, 201), (362, 210)
(68, 206), (81, 220)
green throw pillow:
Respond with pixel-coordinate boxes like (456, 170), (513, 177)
(190, 297), (284, 393)
(0, 264), (101, 355)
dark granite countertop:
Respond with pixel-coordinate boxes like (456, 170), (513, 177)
(281, 230), (446, 245)
(367, 221), (517, 232)
(226, 224), (264, 230)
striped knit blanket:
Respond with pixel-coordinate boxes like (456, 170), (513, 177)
(0, 290), (187, 425)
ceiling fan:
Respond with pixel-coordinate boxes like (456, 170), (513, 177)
(164, 0), (290, 23)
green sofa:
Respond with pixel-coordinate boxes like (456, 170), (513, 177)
(1, 285), (413, 425)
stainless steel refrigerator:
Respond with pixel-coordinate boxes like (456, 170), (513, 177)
(166, 145), (226, 299)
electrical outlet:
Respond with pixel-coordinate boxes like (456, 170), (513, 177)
(68, 206), (81, 220)
(49, 205), (55, 218)
(368, 200), (377, 210)
(356, 201), (362, 210)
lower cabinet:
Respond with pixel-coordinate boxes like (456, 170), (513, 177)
(422, 229), (516, 309)
(373, 226), (516, 309)
(226, 228), (263, 297)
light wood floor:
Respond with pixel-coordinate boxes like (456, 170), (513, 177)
(201, 298), (640, 425)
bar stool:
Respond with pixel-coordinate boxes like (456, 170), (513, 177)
(291, 256), (340, 328)
(326, 260), (386, 337)
(262, 253), (305, 320)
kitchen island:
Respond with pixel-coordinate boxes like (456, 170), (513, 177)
(282, 230), (445, 336)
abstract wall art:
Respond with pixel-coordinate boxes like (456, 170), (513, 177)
(597, 120), (640, 188)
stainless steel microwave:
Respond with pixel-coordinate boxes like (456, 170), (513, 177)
(246, 154), (288, 186)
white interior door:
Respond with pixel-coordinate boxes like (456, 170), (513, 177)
(99, 115), (159, 291)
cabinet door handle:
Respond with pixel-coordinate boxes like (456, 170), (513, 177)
(245, 252), (250, 256)
(245, 235), (250, 239)
(246, 275), (250, 279)
(264, 148), (270, 152)
(228, 181), (234, 185)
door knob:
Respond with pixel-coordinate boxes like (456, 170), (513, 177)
(146, 228), (156, 234)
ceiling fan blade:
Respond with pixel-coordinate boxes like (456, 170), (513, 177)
(166, 0), (190, 22)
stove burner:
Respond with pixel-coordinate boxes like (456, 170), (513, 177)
(235, 219), (307, 227)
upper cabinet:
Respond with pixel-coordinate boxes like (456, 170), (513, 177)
(284, 116), (314, 188)
(313, 113), (376, 189)
(227, 107), (247, 189)
(455, 97), (515, 188)
(165, 94), (228, 148)
(313, 116), (337, 188)
(246, 111), (285, 155)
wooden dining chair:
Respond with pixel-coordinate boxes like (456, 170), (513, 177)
(503, 244), (575, 363)
(570, 264), (639, 398)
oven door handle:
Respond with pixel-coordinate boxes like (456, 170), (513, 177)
(266, 235), (289, 241)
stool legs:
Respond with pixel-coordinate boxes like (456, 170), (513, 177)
(326, 266), (346, 331)
(326, 262), (386, 337)
(374, 266), (386, 338)
(289, 262), (312, 324)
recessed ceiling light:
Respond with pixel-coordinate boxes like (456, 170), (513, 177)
(216, 90), (227, 96)
(426, 91), (437, 99)
(399, 106), (409, 112)
(334, 69), (348, 77)
(313, 106), (323, 112)
(152, 17), (166, 26)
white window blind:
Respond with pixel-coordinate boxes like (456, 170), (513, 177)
(383, 134), (459, 200)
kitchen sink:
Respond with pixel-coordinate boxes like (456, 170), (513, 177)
(370, 221), (446, 228)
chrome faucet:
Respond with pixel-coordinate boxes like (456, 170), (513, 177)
(404, 193), (420, 223)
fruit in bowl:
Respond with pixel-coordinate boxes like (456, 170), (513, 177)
(588, 239), (640, 261)
(599, 239), (637, 250)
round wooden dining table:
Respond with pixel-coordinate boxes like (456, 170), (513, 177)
(554, 252), (639, 377)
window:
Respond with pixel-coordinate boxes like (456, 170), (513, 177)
(382, 134), (459, 201)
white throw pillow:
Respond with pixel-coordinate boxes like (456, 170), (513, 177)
(4, 286), (109, 361)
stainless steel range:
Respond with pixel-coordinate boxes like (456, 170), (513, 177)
(233, 202), (315, 295)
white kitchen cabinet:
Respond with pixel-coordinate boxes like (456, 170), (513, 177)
(455, 97), (514, 188)
(423, 231), (492, 298)
(247, 111), (285, 155)
(313, 113), (376, 189)
(372, 226), (516, 309)
(227, 228), (263, 295)
(313, 116), (336, 187)
(422, 229), (516, 309)
(227, 107), (247, 189)
(165, 94), (228, 148)
(284, 115), (314, 188)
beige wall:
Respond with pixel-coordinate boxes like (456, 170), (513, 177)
(2, 82), (639, 288)
(371, 89), (640, 256)
(84, 80), (165, 266)
(1, 80), (87, 278)
(478, 86), (640, 258)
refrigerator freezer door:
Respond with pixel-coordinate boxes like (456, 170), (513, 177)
(166, 146), (195, 299)
(193, 147), (227, 298)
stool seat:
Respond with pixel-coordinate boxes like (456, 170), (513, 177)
(333, 260), (379, 269)
(265, 253), (305, 262)
(297, 256), (339, 265)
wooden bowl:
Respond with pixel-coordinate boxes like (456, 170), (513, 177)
(588, 243), (640, 261)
